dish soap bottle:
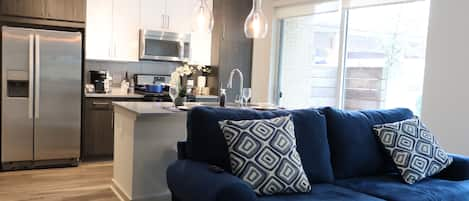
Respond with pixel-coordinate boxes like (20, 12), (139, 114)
(219, 89), (226, 107)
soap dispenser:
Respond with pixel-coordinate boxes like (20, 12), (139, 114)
(219, 89), (226, 107)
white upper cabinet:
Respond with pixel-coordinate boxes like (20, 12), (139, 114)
(86, 0), (113, 61)
(86, 0), (212, 64)
(86, 0), (140, 62)
(140, 0), (166, 31)
(140, 0), (192, 33)
(113, 0), (140, 61)
(166, 0), (193, 33)
(191, 32), (212, 66)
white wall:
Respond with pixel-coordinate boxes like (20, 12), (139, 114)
(421, 0), (469, 155)
(251, 0), (276, 103)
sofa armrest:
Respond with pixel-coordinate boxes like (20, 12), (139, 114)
(177, 141), (188, 160)
(435, 154), (469, 180)
(167, 160), (257, 201)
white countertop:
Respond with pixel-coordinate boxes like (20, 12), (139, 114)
(113, 101), (282, 116)
(194, 95), (219, 99)
(85, 87), (218, 99)
(113, 102), (184, 115)
(85, 87), (144, 98)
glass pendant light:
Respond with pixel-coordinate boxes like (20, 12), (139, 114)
(192, 0), (214, 33)
(244, 0), (268, 38)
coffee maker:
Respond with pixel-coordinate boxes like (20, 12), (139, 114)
(89, 70), (107, 93)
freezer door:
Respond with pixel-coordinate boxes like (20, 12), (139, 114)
(34, 30), (82, 160)
(1, 27), (35, 162)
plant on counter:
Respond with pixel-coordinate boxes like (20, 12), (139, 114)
(196, 65), (212, 76)
(170, 63), (195, 106)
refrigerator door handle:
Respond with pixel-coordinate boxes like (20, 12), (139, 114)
(34, 34), (40, 119)
(28, 34), (34, 119)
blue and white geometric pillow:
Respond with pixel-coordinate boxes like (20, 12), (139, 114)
(219, 115), (312, 195)
(373, 117), (453, 184)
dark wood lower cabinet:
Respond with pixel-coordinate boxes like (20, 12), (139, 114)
(83, 98), (115, 161)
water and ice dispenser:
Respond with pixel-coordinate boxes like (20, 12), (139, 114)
(6, 70), (29, 98)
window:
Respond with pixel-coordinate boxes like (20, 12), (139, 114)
(278, 12), (341, 109)
(276, 0), (430, 114)
(343, 1), (430, 114)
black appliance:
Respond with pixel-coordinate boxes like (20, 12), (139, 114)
(134, 74), (172, 102)
(89, 70), (107, 93)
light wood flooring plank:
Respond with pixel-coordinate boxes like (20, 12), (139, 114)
(0, 161), (119, 201)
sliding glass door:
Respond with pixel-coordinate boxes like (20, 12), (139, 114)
(276, 0), (430, 114)
(343, 1), (430, 113)
(277, 12), (340, 109)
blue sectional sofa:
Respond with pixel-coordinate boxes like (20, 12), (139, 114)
(167, 107), (469, 201)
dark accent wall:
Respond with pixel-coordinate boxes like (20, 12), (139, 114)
(212, 0), (253, 102)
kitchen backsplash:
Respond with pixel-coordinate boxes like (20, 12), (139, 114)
(85, 60), (180, 86)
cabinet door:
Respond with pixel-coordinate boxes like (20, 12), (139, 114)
(0, 0), (85, 22)
(166, 0), (193, 33)
(84, 99), (114, 159)
(140, 0), (166, 31)
(85, 0), (113, 60)
(113, 0), (140, 61)
(191, 32), (212, 65)
(190, 0), (213, 65)
(0, 0), (46, 19)
(44, 0), (86, 22)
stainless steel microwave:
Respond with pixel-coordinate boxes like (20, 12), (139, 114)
(139, 30), (191, 62)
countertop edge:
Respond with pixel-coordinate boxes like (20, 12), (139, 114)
(85, 93), (218, 99)
(85, 93), (145, 99)
(112, 102), (186, 116)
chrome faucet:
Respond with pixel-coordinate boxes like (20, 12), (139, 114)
(226, 68), (244, 105)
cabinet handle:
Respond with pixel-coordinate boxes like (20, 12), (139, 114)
(93, 102), (110, 106)
(111, 111), (115, 129)
(222, 24), (226, 40)
(161, 14), (165, 29)
(167, 15), (170, 29)
(109, 39), (113, 57)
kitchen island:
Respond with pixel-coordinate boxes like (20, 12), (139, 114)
(111, 102), (187, 201)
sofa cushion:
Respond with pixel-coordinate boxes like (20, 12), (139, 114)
(374, 117), (453, 184)
(219, 115), (311, 195)
(187, 107), (334, 184)
(257, 183), (385, 201)
(321, 107), (414, 179)
(335, 174), (469, 201)
(288, 109), (334, 183)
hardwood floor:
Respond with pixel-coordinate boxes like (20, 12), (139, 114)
(0, 161), (120, 201)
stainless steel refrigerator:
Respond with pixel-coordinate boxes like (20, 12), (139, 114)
(1, 26), (82, 170)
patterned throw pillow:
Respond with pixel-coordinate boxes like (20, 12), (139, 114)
(373, 117), (453, 184)
(218, 115), (312, 195)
